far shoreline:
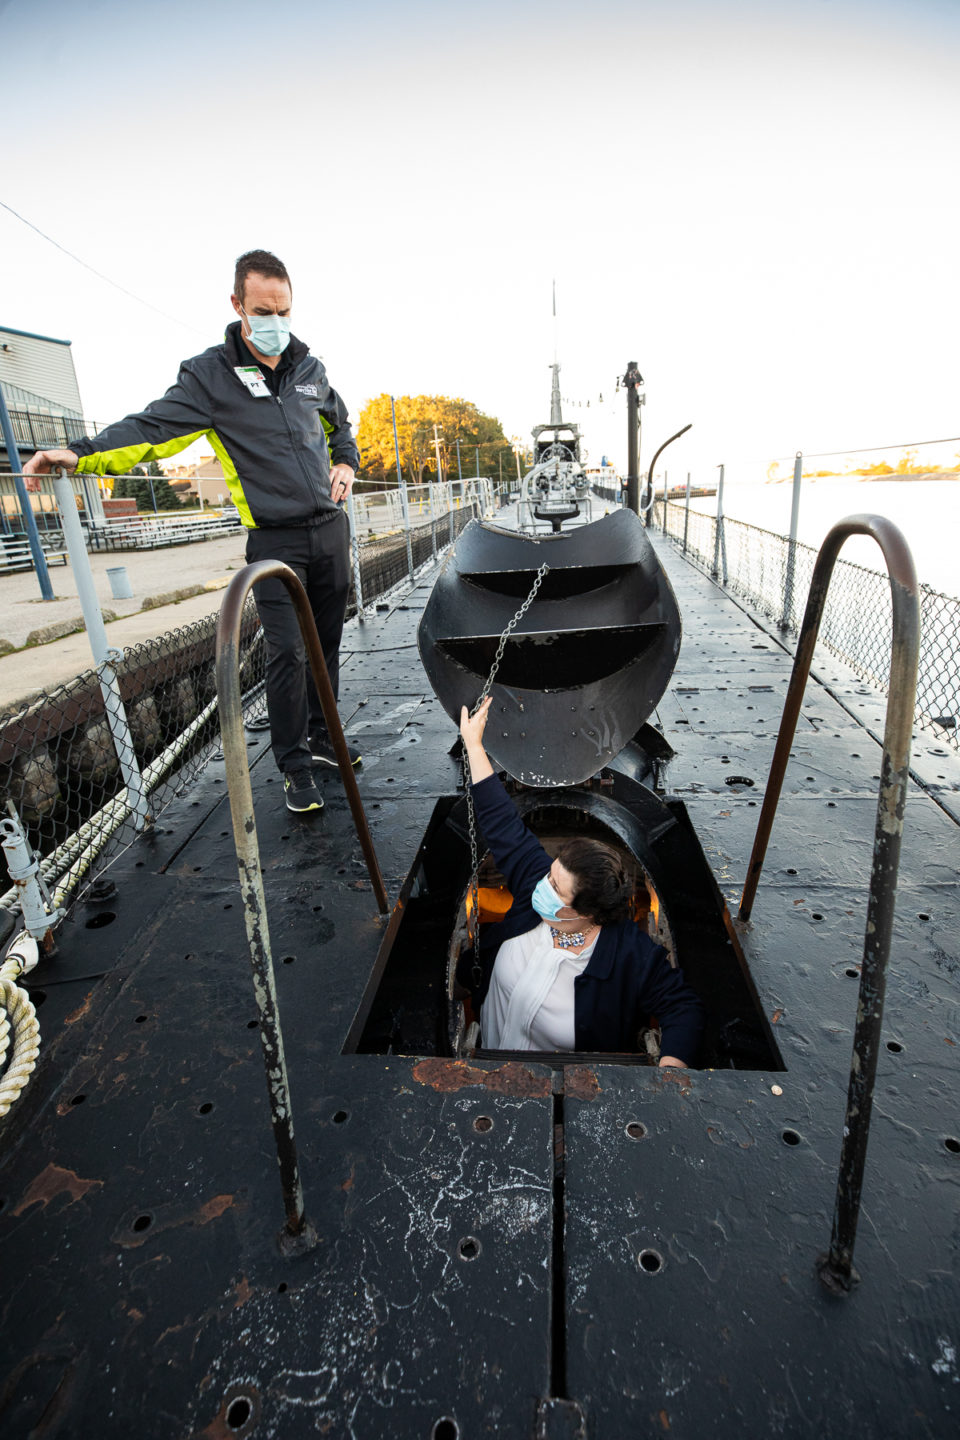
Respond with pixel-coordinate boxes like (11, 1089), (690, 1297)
(770, 470), (960, 484)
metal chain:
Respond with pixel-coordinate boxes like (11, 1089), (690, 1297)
(462, 561), (550, 989)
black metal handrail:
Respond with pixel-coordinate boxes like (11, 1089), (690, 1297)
(737, 515), (920, 1291)
(215, 560), (389, 1249)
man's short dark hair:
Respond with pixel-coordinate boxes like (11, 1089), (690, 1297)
(234, 250), (291, 303)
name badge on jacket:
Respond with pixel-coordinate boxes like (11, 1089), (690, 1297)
(234, 366), (270, 399)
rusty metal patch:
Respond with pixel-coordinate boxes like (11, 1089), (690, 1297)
(563, 1066), (602, 1101)
(112, 1193), (238, 1250)
(12, 1164), (104, 1216)
(412, 1057), (551, 1097)
(655, 1067), (694, 1097)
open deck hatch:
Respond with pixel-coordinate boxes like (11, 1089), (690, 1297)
(343, 764), (782, 1071)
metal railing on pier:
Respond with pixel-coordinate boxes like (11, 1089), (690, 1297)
(0, 494), (489, 934)
(653, 498), (960, 751)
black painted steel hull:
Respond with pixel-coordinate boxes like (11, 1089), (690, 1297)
(417, 510), (682, 785)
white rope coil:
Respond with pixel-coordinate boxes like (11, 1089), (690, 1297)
(0, 937), (41, 1119)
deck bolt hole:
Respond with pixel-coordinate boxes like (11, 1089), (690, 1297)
(198, 1102), (214, 1114)
(433, 1420), (459, 1440)
(134, 1013), (148, 1023)
(457, 1236), (481, 1261)
(944, 1137), (960, 1154)
(473, 1115), (493, 1133)
(781, 1129), (802, 1146)
(282, 955), (295, 965)
(225, 1395), (252, 1431)
(625, 1121), (648, 1140)
(332, 1109), (349, 1124)
(85, 911), (116, 929)
(277, 1282), (288, 1293)
(132, 1213), (153, 1232)
(786, 868), (798, 875)
(918, 913), (930, 922)
(845, 967), (860, 978)
(811, 913), (824, 921)
(70, 1093), (86, 1106)
(638, 1249), (663, 1273)
(247, 1019), (259, 1029)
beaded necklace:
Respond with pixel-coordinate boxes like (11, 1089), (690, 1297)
(550, 924), (597, 951)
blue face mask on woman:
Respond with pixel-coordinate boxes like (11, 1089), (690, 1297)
(531, 873), (567, 922)
(242, 308), (291, 356)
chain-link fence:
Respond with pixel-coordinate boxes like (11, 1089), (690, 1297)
(0, 503), (482, 928)
(0, 601), (265, 924)
(653, 499), (960, 749)
(351, 505), (475, 606)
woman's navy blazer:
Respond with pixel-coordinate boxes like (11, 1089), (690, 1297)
(472, 773), (705, 1061)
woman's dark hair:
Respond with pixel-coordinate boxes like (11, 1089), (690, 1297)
(554, 837), (632, 926)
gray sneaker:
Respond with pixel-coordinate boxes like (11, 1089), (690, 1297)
(283, 771), (324, 813)
(309, 735), (362, 768)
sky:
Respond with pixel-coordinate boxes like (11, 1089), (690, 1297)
(3, 0), (959, 481)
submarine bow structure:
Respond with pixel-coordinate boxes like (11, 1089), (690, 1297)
(417, 509), (682, 785)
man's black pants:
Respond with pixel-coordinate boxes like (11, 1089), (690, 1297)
(245, 513), (350, 775)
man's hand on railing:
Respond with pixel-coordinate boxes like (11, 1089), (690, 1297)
(22, 450), (79, 491)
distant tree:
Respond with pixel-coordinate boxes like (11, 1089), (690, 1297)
(356, 394), (514, 487)
(117, 462), (181, 510)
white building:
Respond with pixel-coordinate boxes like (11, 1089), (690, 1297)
(0, 325), (104, 528)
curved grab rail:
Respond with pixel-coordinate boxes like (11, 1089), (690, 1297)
(737, 515), (920, 1291)
(216, 561), (389, 1247)
(640, 423), (692, 516)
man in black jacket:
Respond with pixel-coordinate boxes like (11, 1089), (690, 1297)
(25, 249), (361, 814)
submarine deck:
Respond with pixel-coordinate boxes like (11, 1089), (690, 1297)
(1, 521), (959, 1439)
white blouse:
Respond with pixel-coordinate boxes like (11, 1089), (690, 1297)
(481, 922), (599, 1051)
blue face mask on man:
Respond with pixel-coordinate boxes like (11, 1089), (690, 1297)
(531, 873), (567, 922)
(242, 307), (291, 356)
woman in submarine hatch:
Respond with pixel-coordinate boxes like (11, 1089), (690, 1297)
(461, 697), (705, 1064)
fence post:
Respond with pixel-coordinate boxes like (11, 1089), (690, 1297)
(52, 470), (150, 831)
(781, 451), (803, 629)
(712, 463), (726, 581)
(662, 470), (668, 532)
(346, 489), (366, 619)
(390, 396), (414, 579)
(683, 473), (691, 554)
(428, 480), (437, 558)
